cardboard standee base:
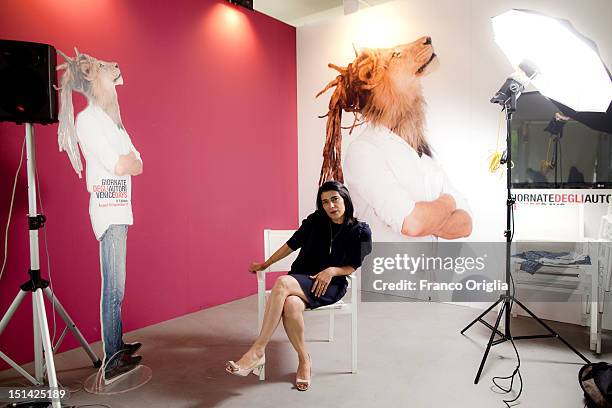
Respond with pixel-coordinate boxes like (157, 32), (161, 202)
(84, 365), (152, 395)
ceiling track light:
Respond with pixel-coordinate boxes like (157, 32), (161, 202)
(227, 0), (253, 11)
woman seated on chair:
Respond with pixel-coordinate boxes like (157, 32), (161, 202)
(225, 181), (372, 391)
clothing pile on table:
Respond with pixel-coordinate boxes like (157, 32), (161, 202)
(513, 251), (591, 274)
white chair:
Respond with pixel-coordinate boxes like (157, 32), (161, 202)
(256, 229), (358, 380)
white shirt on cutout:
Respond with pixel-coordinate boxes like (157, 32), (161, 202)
(76, 104), (141, 240)
(344, 125), (469, 242)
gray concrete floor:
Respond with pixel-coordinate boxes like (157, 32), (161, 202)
(1, 292), (608, 408)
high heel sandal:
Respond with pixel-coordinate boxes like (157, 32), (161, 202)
(296, 354), (311, 391)
(225, 355), (265, 377)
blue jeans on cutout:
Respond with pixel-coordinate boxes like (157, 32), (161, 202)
(99, 224), (128, 363)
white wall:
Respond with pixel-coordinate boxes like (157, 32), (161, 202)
(296, 0), (612, 242)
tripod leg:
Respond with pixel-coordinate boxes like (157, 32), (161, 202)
(474, 301), (506, 384)
(33, 295), (43, 383)
(513, 298), (591, 364)
(43, 287), (102, 367)
(0, 350), (39, 385)
(461, 297), (503, 334)
(0, 290), (27, 336)
(32, 290), (61, 408)
(0, 291), (43, 385)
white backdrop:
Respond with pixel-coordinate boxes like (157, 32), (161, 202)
(296, 0), (612, 242)
(296, 0), (612, 327)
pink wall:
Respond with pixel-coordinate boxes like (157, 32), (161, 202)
(0, 0), (297, 368)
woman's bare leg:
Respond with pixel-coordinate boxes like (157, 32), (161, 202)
(230, 275), (308, 369)
(282, 295), (311, 384)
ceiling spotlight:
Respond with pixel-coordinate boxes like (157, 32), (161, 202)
(228, 0), (253, 10)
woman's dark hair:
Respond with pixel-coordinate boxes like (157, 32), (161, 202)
(316, 181), (357, 225)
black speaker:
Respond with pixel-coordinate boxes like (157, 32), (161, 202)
(0, 39), (58, 124)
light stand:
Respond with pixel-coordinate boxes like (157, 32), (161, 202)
(543, 114), (568, 187)
(0, 123), (101, 407)
(460, 81), (590, 385)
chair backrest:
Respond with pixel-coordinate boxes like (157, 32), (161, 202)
(263, 229), (299, 272)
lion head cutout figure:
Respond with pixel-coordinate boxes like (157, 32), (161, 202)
(56, 48), (124, 177)
(316, 36), (439, 185)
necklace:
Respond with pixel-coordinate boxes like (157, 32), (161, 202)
(329, 221), (344, 255)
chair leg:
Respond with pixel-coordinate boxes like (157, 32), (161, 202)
(258, 296), (266, 381)
(328, 308), (335, 342)
(597, 312), (603, 354)
(257, 278), (266, 380)
(351, 308), (357, 373)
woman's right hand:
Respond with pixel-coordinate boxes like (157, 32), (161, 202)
(249, 262), (267, 273)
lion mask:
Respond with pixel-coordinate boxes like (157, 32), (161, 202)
(317, 36), (438, 185)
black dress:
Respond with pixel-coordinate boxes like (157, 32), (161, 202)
(286, 211), (372, 309)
